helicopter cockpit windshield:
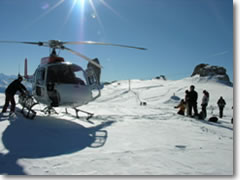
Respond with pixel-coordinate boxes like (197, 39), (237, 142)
(47, 64), (86, 85)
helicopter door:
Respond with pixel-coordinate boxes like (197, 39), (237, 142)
(33, 68), (48, 103)
(46, 68), (60, 107)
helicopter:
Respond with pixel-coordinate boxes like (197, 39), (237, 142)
(0, 40), (146, 120)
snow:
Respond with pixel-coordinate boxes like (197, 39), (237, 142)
(0, 77), (233, 175)
(0, 73), (32, 93)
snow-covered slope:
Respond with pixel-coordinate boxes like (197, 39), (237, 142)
(0, 73), (17, 93)
(0, 77), (233, 175)
(0, 73), (31, 93)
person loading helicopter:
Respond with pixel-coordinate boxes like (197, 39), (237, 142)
(1, 75), (28, 114)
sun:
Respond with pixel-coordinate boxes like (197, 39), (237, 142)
(33, 0), (121, 33)
(74, 0), (86, 8)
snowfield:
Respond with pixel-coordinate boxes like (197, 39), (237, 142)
(0, 76), (233, 175)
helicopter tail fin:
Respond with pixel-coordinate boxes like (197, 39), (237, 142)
(24, 58), (28, 79)
(24, 58), (33, 82)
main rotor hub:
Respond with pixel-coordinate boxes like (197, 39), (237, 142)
(48, 40), (64, 49)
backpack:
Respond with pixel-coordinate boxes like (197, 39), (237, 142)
(208, 116), (218, 123)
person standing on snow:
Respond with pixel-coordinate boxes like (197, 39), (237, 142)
(188, 85), (198, 117)
(185, 90), (190, 116)
(1, 76), (27, 114)
(217, 96), (226, 118)
(201, 90), (209, 119)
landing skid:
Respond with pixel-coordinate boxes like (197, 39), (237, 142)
(74, 108), (94, 120)
(18, 94), (94, 122)
(65, 108), (94, 123)
(41, 106), (58, 115)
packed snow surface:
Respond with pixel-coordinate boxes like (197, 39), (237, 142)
(0, 77), (233, 175)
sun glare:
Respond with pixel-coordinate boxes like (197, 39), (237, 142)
(75, 0), (85, 8)
(32, 0), (121, 36)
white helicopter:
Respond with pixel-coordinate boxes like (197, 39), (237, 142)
(0, 40), (146, 120)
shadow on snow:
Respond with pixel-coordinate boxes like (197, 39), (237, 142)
(0, 114), (115, 175)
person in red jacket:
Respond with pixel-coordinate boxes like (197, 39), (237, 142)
(2, 76), (27, 114)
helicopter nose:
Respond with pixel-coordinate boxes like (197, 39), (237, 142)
(55, 84), (92, 106)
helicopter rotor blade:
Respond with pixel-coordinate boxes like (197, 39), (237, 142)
(0, 40), (46, 46)
(0, 40), (147, 50)
(63, 41), (147, 51)
(64, 47), (103, 69)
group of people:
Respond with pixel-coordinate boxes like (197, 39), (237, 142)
(174, 85), (227, 120)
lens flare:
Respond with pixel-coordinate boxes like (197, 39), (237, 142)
(28, 0), (121, 38)
(73, 0), (86, 21)
(31, 0), (65, 24)
(75, 0), (85, 7)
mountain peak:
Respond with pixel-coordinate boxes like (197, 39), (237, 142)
(191, 64), (232, 86)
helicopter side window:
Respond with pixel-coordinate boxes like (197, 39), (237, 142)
(61, 66), (76, 84)
(74, 69), (86, 85)
(47, 69), (57, 83)
(36, 68), (45, 85)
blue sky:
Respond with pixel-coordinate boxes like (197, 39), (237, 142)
(0, 0), (233, 82)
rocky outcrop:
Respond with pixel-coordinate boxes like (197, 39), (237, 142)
(155, 75), (167, 80)
(191, 64), (232, 85)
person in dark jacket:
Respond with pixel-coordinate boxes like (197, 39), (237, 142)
(188, 85), (198, 117)
(185, 90), (190, 116)
(2, 76), (27, 114)
(217, 96), (226, 118)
